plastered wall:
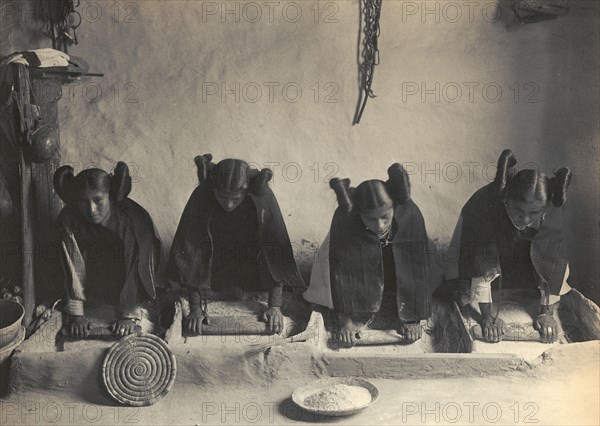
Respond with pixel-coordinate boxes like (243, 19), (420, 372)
(2, 0), (598, 300)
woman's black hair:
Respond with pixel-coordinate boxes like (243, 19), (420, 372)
(494, 149), (518, 194)
(53, 162), (131, 204)
(385, 163), (411, 204)
(194, 154), (215, 183)
(330, 178), (353, 214)
(548, 167), (572, 207)
(110, 161), (131, 202)
(194, 154), (272, 195)
(498, 149), (572, 207)
(355, 180), (394, 213)
(53, 165), (76, 204)
(330, 163), (411, 214)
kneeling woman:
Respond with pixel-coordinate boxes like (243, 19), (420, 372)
(167, 155), (305, 335)
(454, 149), (572, 343)
(54, 162), (162, 338)
(304, 164), (442, 346)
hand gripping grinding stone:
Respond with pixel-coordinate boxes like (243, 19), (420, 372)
(102, 332), (176, 406)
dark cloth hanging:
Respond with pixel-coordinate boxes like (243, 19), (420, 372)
(167, 184), (305, 291)
(381, 242), (397, 295)
(328, 200), (441, 321)
(458, 183), (568, 296)
(208, 196), (276, 292)
(64, 213), (127, 307)
(119, 198), (163, 295)
(58, 198), (160, 314)
(495, 229), (536, 290)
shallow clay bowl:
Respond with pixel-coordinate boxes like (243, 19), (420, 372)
(292, 376), (379, 417)
(0, 300), (24, 347)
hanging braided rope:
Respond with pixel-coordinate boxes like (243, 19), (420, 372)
(353, 0), (383, 125)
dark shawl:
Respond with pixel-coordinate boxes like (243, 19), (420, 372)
(328, 199), (436, 321)
(458, 183), (568, 295)
(58, 198), (159, 306)
(166, 184), (305, 290)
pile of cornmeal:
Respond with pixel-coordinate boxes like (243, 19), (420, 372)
(304, 384), (372, 410)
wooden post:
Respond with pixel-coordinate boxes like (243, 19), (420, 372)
(20, 152), (34, 327)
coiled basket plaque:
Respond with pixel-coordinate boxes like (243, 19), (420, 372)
(102, 332), (176, 406)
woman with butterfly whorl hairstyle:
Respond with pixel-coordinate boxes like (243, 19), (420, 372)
(53, 162), (162, 338)
(453, 149), (573, 344)
(166, 155), (305, 336)
(303, 164), (443, 346)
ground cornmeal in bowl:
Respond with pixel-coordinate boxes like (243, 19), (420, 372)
(304, 384), (372, 411)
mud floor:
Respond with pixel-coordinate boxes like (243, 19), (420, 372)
(3, 289), (598, 425)
(1, 341), (598, 425)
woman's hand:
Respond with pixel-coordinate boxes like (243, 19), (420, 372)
(112, 319), (140, 337)
(262, 307), (284, 334)
(399, 321), (423, 343)
(69, 315), (91, 339)
(534, 314), (558, 343)
(337, 314), (361, 347)
(479, 302), (504, 343)
(481, 315), (505, 343)
(185, 306), (209, 336)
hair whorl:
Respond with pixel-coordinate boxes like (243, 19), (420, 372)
(253, 168), (273, 194)
(385, 163), (411, 204)
(495, 149), (517, 192)
(194, 154), (214, 183)
(53, 165), (75, 204)
(549, 167), (572, 207)
(111, 161), (131, 202)
(330, 178), (353, 214)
